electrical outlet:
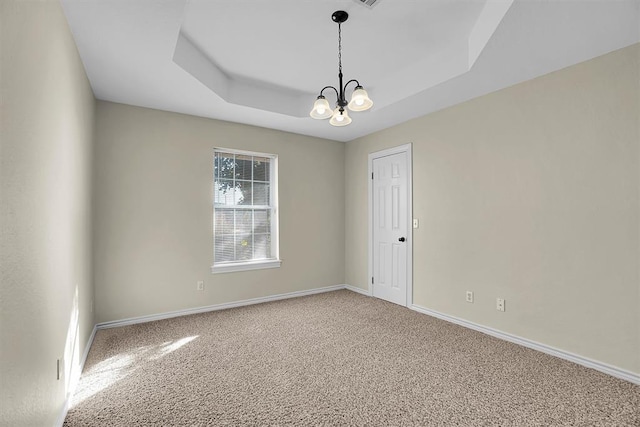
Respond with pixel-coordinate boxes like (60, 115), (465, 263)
(496, 298), (505, 312)
(196, 281), (204, 291)
(466, 291), (473, 303)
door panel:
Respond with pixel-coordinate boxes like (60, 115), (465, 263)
(372, 152), (408, 306)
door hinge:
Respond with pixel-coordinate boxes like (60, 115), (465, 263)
(372, 277), (374, 284)
(371, 172), (373, 180)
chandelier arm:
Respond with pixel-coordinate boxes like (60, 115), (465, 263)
(319, 86), (340, 101)
(343, 79), (361, 92)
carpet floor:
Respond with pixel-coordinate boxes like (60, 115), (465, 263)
(64, 290), (639, 426)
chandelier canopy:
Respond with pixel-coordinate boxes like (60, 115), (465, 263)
(309, 11), (373, 127)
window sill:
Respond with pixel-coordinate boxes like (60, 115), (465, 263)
(211, 259), (282, 274)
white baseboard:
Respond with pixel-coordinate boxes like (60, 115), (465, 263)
(56, 324), (98, 427)
(344, 284), (371, 296)
(79, 325), (97, 377)
(410, 304), (639, 385)
(96, 284), (346, 329)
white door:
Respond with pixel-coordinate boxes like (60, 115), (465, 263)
(372, 151), (408, 306)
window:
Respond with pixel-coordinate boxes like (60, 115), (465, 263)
(212, 149), (280, 273)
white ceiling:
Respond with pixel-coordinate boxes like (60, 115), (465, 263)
(61, 0), (640, 142)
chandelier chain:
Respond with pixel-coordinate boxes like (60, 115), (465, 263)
(338, 23), (342, 75)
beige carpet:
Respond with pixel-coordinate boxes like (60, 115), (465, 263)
(64, 290), (639, 426)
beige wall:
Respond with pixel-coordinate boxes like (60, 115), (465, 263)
(346, 44), (639, 374)
(93, 102), (345, 323)
(0, 0), (96, 425)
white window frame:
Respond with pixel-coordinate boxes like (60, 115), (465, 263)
(211, 148), (281, 274)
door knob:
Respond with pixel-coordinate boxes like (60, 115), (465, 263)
(398, 237), (406, 242)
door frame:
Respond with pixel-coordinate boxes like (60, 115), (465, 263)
(368, 143), (413, 307)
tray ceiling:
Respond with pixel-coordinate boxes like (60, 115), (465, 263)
(61, 0), (640, 142)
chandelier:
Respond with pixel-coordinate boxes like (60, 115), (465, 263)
(309, 11), (373, 127)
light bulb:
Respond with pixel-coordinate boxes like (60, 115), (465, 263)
(329, 107), (352, 126)
(347, 87), (373, 112)
(310, 97), (332, 119)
